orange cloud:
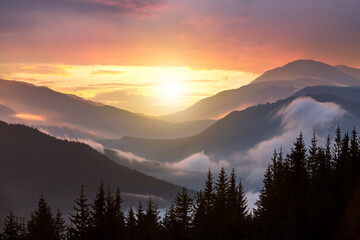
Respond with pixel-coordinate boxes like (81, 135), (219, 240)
(1, 0), (359, 73)
(14, 113), (45, 121)
(90, 70), (127, 75)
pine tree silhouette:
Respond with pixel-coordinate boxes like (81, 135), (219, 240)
(125, 207), (137, 240)
(142, 197), (160, 240)
(68, 184), (91, 240)
(27, 194), (56, 240)
(173, 188), (193, 240)
(89, 183), (106, 240)
(2, 212), (26, 240)
(54, 209), (66, 240)
(162, 203), (177, 239)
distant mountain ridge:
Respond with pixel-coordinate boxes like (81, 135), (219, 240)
(100, 85), (360, 191)
(0, 121), (188, 219)
(251, 59), (360, 85)
(101, 85), (360, 164)
(160, 60), (360, 122)
(0, 79), (214, 139)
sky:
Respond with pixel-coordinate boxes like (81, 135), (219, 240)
(1, 0), (360, 115)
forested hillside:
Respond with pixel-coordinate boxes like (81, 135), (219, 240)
(2, 127), (360, 240)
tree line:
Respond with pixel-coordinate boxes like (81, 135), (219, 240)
(1, 126), (360, 240)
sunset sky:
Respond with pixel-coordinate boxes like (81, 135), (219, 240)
(1, 0), (360, 115)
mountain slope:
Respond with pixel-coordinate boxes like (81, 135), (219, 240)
(161, 81), (296, 122)
(335, 65), (360, 80)
(160, 60), (360, 122)
(0, 121), (187, 218)
(101, 101), (285, 163)
(0, 79), (214, 139)
(99, 86), (360, 192)
(252, 59), (360, 85)
(102, 86), (360, 164)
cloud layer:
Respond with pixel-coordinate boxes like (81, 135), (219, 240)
(1, 0), (360, 72)
(243, 97), (345, 183)
(34, 97), (348, 210)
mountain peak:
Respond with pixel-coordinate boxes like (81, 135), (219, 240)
(251, 59), (360, 86)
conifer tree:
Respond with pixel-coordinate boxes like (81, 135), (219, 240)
(285, 132), (309, 238)
(308, 131), (319, 176)
(142, 198), (160, 240)
(54, 209), (66, 240)
(174, 188), (193, 240)
(68, 184), (91, 240)
(192, 191), (207, 240)
(125, 207), (137, 240)
(213, 167), (229, 239)
(236, 178), (248, 225)
(162, 203), (177, 239)
(90, 183), (106, 240)
(135, 202), (145, 229)
(203, 169), (215, 215)
(333, 125), (342, 166)
(350, 127), (360, 177)
(2, 212), (26, 240)
(227, 169), (240, 239)
(113, 187), (125, 239)
(27, 194), (56, 240)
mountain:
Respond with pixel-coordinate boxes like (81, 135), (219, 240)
(252, 59), (360, 85)
(0, 79), (214, 139)
(335, 65), (360, 80)
(33, 125), (101, 140)
(100, 86), (360, 190)
(106, 85), (360, 162)
(101, 101), (285, 163)
(0, 103), (15, 116)
(0, 121), (189, 219)
(160, 81), (296, 122)
(160, 60), (360, 122)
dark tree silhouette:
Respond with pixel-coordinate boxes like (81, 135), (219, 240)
(142, 198), (161, 240)
(27, 194), (56, 240)
(173, 188), (193, 240)
(68, 184), (91, 240)
(2, 127), (360, 240)
(89, 183), (106, 240)
(125, 207), (137, 240)
(1, 212), (26, 240)
(162, 203), (177, 239)
(54, 209), (66, 240)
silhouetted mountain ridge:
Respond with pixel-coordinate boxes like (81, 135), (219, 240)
(0, 121), (188, 219)
(160, 60), (360, 122)
(0, 79), (214, 139)
(102, 85), (360, 164)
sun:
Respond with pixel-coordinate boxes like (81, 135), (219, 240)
(156, 69), (186, 101)
(159, 81), (183, 101)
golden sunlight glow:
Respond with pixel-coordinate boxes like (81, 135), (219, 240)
(14, 113), (45, 121)
(158, 81), (183, 100)
(156, 69), (185, 101)
(0, 63), (259, 115)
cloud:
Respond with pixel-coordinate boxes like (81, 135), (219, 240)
(245, 191), (259, 212)
(122, 193), (167, 203)
(38, 131), (106, 154)
(91, 89), (158, 106)
(0, 0), (167, 16)
(1, 0), (360, 71)
(0, 64), (70, 76)
(115, 150), (149, 163)
(243, 97), (345, 183)
(112, 148), (227, 175)
(167, 152), (230, 173)
(14, 113), (45, 121)
(90, 70), (128, 75)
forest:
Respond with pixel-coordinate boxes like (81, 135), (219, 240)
(1, 126), (360, 240)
